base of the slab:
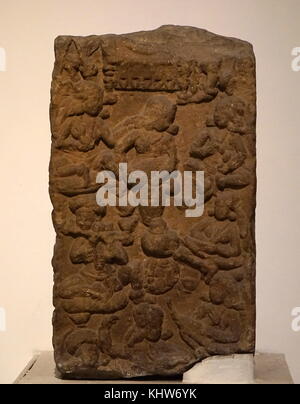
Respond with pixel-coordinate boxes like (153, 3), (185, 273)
(14, 352), (294, 384)
(183, 354), (254, 384)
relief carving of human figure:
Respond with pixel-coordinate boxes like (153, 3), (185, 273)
(114, 95), (179, 176)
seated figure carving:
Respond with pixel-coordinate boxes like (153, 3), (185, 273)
(114, 95), (179, 176)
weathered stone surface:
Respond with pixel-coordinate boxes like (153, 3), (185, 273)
(50, 25), (256, 380)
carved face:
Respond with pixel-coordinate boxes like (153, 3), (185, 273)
(143, 96), (177, 132)
(133, 303), (164, 330)
(70, 238), (94, 264)
(95, 241), (129, 267)
(139, 206), (165, 227)
(178, 270), (201, 294)
(142, 219), (180, 259)
(209, 273), (241, 308)
(143, 259), (180, 295)
(214, 194), (237, 222)
(76, 81), (104, 117)
(214, 96), (247, 133)
(149, 218), (168, 234)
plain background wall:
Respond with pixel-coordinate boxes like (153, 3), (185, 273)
(0, 0), (299, 384)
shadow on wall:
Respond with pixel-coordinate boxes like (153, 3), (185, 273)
(0, 48), (6, 72)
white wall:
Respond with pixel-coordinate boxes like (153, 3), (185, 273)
(0, 0), (299, 384)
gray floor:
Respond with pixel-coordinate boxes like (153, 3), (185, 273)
(14, 352), (294, 384)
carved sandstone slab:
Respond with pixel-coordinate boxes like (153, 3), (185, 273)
(50, 26), (256, 379)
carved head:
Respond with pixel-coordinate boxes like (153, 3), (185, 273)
(143, 95), (177, 132)
(214, 95), (247, 134)
(212, 192), (237, 222)
(70, 238), (94, 264)
(133, 303), (164, 331)
(143, 258), (180, 295)
(148, 218), (167, 233)
(72, 80), (104, 117)
(139, 206), (165, 227)
(209, 273), (242, 309)
(70, 196), (106, 230)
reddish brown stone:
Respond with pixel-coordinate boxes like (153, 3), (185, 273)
(50, 25), (256, 379)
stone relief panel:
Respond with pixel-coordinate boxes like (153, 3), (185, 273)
(50, 26), (256, 379)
